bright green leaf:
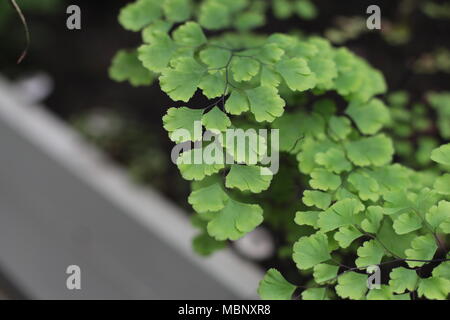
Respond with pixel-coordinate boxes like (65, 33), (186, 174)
(231, 57), (260, 82)
(261, 67), (282, 87)
(334, 225), (362, 248)
(335, 272), (367, 300)
(368, 164), (411, 195)
(361, 206), (384, 234)
(207, 198), (263, 240)
(405, 234), (438, 267)
(172, 22), (207, 47)
(225, 90), (249, 115)
(177, 149), (224, 180)
(345, 134), (394, 167)
(355, 240), (384, 267)
(382, 190), (414, 216)
(328, 116), (352, 141)
(313, 264), (339, 283)
(346, 99), (390, 135)
(301, 288), (329, 300)
(163, 0), (191, 22)
(293, 232), (331, 270)
(272, 112), (325, 153)
(434, 174), (450, 195)
(298, 138), (338, 174)
(308, 56), (337, 86)
(309, 168), (341, 191)
(199, 1), (230, 30)
(234, 11), (265, 31)
(348, 171), (380, 202)
(315, 148), (352, 174)
(247, 86), (286, 122)
(302, 190), (332, 210)
(295, 211), (320, 228)
(392, 212), (422, 235)
(318, 199), (365, 232)
(376, 219), (414, 259)
(258, 269), (296, 300)
(225, 165), (273, 193)
(142, 20), (173, 43)
(138, 34), (176, 72)
(257, 43), (285, 64)
(159, 57), (206, 102)
(426, 200), (450, 234)
(202, 106), (231, 132)
(275, 58), (317, 92)
(366, 285), (394, 300)
(430, 144), (450, 166)
(163, 107), (203, 142)
(417, 277), (450, 300)
(389, 267), (418, 293)
(109, 50), (155, 86)
(433, 262), (450, 280)
(199, 72), (226, 98)
(119, 0), (162, 31)
(200, 47), (231, 69)
(188, 183), (229, 213)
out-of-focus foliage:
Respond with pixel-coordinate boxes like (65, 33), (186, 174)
(422, 1), (450, 20)
(0, 0), (62, 29)
(71, 109), (172, 189)
(414, 49), (450, 74)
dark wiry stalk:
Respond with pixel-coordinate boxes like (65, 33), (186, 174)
(9, 0), (30, 64)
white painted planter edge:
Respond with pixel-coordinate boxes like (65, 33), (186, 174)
(0, 76), (264, 299)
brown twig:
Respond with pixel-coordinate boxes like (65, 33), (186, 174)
(9, 0), (30, 64)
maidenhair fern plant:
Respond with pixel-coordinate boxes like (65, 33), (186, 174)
(109, 0), (450, 300)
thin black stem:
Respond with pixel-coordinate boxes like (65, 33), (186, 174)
(9, 0), (30, 64)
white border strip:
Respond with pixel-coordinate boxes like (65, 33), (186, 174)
(0, 76), (263, 299)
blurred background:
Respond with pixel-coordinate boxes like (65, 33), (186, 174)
(0, 0), (448, 299)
